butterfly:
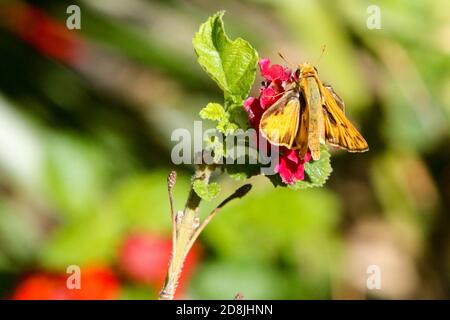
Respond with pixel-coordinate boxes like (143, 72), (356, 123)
(259, 62), (369, 161)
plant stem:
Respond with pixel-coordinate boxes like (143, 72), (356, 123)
(159, 164), (252, 300)
(159, 164), (213, 300)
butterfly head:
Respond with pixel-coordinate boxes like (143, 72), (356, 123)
(296, 63), (318, 79)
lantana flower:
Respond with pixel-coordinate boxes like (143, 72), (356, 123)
(244, 58), (312, 185)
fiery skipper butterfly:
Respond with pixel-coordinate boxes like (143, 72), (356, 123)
(259, 61), (369, 160)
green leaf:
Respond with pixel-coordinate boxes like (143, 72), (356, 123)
(199, 102), (226, 121)
(39, 210), (123, 270)
(290, 145), (333, 189)
(200, 102), (238, 134)
(193, 180), (221, 201)
(44, 135), (109, 219)
(203, 187), (340, 259)
(193, 11), (258, 105)
(217, 118), (238, 134)
(228, 105), (250, 130)
(204, 134), (225, 163)
(110, 172), (190, 231)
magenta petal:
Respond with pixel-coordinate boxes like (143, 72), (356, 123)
(292, 163), (305, 181)
(283, 68), (292, 81)
(244, 96), (256, 109)
(244, 57), (308, 186)
(286, 149), (299, 163)
(275, 160), (293, 184)
(265, 65), (285, 81)
(274, 162), (281, 173)
(259, 58), (292, 82)
(275, 156), (295, 184)
(303, 152), (312, 163)
(244, 96), (264, 128)
(243, 97), (256, 118)
(274, 149), (310, 185)
(260, 87), (279, 109)
(258, 58), (270, 74)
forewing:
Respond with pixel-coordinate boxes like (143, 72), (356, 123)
(319, 82), (369, 152)
(323, 83), (345, 111)
(260, 92), (300, 149)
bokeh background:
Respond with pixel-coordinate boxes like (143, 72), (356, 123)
(0, 0), (449, 299)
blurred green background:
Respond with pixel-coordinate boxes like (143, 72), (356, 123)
(0, 0), (449, 299)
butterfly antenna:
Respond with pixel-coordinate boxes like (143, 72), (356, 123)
(314, 45), (326, 66)
(278, 52), (294, 68)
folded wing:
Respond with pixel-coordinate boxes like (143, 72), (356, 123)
(320, 83), (369, 152)
(260, 92), (300, 149)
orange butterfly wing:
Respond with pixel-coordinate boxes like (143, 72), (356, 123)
(319, 83), (369, 152)
(260, 91), (300, 149)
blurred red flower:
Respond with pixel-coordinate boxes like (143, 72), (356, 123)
(244, 58), (311, 185)
(0, 3), (83, 64)
(12, 265), (120, 300)
(118, 232), (200, 297)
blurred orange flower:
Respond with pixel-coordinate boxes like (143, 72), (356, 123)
(12, 265), (120, 300)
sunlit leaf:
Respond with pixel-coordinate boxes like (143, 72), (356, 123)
(193, 180), (221, 201)
(193, 11), (258, 106)
(290, 145), (333, 190)
(199, 102), (226, 121)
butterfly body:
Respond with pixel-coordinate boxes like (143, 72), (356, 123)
(259, 63), (369, 160)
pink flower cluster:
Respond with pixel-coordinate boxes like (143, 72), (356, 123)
(244, 59), (311, 185)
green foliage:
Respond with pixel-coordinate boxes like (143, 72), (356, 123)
(39, 172), (191, 270)
(195, 11), (260, 181)
(200, 102), (238, 134)
(44, 134), (109, 219)
(195, 11), (258, 141)
(0, 202), (41, 270)
(110, 173), (190, 231)
(39, 209), (123, 270)
(196, 185), (342, 298)
(190, 261), (289, 299)
(203, 186), (340, 261)
(290, 145), (333, 189)
(203, 134), (225, 164)
(120, 285), (156, 300)
(193, 11), (259, 107)
(199, 102), (225, 121)
(193, 180), (221, 201)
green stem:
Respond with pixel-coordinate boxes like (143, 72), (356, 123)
(158, 163), (252, 300)
(159, 164), (213, 300)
